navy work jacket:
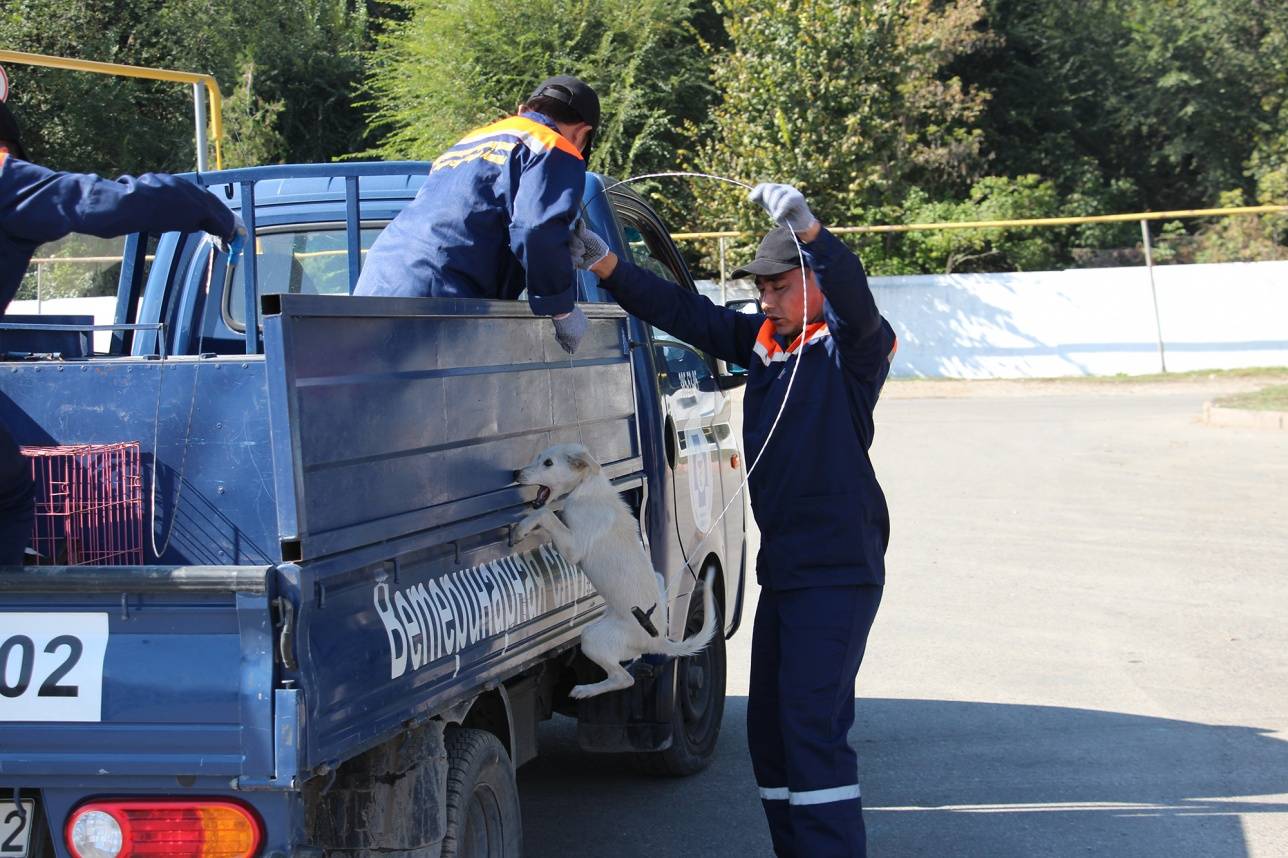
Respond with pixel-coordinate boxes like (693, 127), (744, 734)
(355, 111), (584, 317)
(601, 228), (897, 589)
(0, 152), (234, 313)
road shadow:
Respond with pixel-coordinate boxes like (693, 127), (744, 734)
(520, 697), (1288, 857)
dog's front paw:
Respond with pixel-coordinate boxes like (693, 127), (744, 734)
(513, 514), (542, 542)
(568, 683), (602, 700)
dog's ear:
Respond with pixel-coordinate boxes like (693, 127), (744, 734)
(567, 449), (601, 474)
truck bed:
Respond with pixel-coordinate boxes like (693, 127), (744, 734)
(1, 298), (641, 781)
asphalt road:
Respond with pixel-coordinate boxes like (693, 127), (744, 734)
(520, 380), (1288, 857)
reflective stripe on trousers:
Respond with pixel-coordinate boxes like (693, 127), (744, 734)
(759, 784), (862, 805)
(747, 584), (883, 858)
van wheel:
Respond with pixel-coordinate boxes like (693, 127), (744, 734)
(632, 573), (726, 776)
(441, 728), (523, 858)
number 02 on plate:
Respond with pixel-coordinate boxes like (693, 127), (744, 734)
(1, 613), (109, 722)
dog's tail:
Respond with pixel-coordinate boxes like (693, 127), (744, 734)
(653, 569), (718, 659)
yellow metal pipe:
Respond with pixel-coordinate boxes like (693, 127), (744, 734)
(670, 203), (1288, 242)
(0, 49), (223, 169)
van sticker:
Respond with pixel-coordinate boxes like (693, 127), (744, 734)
(373, 545), (594, 680)
(685, 427), (716, 535)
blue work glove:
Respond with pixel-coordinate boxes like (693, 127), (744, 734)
(749, 182), (817, 233)
(552, 306), (589, 354)
(569, 220), (610, 270)
(223, 213), (248, 268)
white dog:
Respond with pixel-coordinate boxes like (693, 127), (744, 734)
(513, 443), (716, 699)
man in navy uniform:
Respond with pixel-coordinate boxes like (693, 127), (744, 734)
(571, 183), (896, 857)
(0, 100), (241, 565)
(355, 75), (600, 354)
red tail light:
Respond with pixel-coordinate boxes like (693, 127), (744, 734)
(66, 800), (262, 858)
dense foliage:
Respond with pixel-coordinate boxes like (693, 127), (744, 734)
(0, 0), (371, 172)
(3, 0), (1286, 274)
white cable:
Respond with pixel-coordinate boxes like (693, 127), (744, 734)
(594, 172), (813, 585)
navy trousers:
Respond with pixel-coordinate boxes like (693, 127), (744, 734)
(0, 418), (34, 565)
(748, 584), (883, 858)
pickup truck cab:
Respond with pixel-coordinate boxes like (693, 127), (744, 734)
(0, 162), (747, 858)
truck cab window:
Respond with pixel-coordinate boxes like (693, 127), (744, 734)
(225, 226), (383, 329)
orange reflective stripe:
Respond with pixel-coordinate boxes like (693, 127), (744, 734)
(888, 335), (898, 363)
(753, 319), (831, 365)
(0, 151), (8, 169)
(453, 115), (583, 161)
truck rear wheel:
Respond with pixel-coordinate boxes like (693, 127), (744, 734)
(441, 727), (522, 858)
(632, 572), (726, 776)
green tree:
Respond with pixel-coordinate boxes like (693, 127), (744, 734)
(0, 0), (371, 173)
(899, 175), (1061, 273)
(362, 0), (717, 222)
(687, 0), (996, 271)
(973, 0), (1288, 213)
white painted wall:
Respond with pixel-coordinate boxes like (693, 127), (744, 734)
(8, 262), (1287, 377)
(870, 261), (1288, 378)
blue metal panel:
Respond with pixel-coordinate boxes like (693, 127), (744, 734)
(294, 533), (607, 772)
(112, 234), (150, 354)
(0, 583), (273, 780)
(240, 182), (260, 355)
(261, 294), (641, 561)
(345, 176), (362, 293)
(256, 293), (642, 770)
(0, 360), (278, 565)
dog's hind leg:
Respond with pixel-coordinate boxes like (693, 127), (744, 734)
(569, 619), (636, 700)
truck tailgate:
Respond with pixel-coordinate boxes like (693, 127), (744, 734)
(0, 565), (275, 781)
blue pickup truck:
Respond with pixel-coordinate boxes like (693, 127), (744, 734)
(0, 163), (747, 858)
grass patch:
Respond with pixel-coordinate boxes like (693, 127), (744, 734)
(1214, 384), (1288, 411)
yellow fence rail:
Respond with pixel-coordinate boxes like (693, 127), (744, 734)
(0, 49), (223, 170)
(668, 203), (1288, 241)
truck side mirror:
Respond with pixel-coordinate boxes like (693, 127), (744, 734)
(715, 298), (758, 388)
(717, 358), (747, 389)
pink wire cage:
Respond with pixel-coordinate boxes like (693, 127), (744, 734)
(21, 442), (144, 566)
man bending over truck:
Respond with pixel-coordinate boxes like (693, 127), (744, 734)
(571, 183), (897, 858)
(0, 100), (243, 565)
(354, 75), (599, 355)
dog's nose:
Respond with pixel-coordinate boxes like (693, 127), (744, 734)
(512, 469), (523, 482)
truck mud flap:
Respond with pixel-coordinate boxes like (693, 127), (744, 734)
(575, 658), (675, 753)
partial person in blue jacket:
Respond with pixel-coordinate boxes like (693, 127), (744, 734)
(572, 183), (897, 858)
(354, 75), (599, 354)
(0, 100), (242, 565)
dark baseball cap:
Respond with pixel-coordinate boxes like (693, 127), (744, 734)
(528, 75), (600, 130)
(0, 101), (28, 160)
(731, 226), (808, 279)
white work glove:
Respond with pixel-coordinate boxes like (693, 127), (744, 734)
(749, 182), (817, 233)
(552, 306), (588, 354)
(569, 220), (610, 270)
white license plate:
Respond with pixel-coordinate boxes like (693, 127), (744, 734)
(0, 613), (109, 722)
(0, 801), (36, 858)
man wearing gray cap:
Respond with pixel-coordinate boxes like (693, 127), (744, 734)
(356, 75), (600, 354)
(571, 183), (897, 857)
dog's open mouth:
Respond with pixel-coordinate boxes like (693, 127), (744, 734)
(533, 486), (551, 508)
